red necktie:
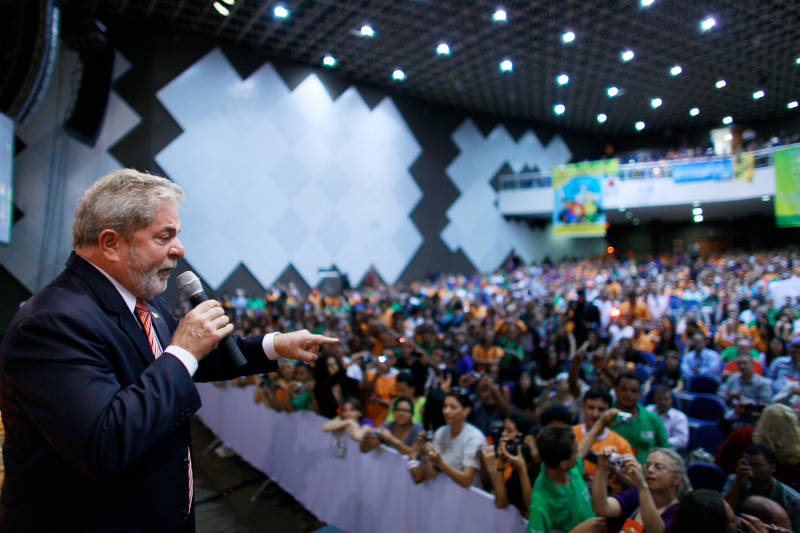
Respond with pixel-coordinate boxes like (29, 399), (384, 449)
(135, 299), (193, 509)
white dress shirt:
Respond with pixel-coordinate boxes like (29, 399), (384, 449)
(646, 404), (689, 450)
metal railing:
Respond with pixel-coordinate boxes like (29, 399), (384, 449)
(497, 142), (799, 191)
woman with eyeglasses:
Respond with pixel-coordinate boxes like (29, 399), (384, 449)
(360, 396), (423, 456)
(409, 388), (486, 488)
(591, 447), (690, 533)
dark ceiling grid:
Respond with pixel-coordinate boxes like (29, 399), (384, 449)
(58, 0), (800, 135)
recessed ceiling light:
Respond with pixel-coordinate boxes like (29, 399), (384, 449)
(789, 101), (799, 109)
(561, 31), (576, 44)
(360, 24), (375, 37)
(212, 2), (230, 16)
(553, 104), (566, 115)
(635, 121), (646, 131)
(273, 5), (289, 19)
(556, 73), (569, 86)
(700, 17), (716, 31)
(651, 97), (663, 108)
(722, 115), (733, 125)
(796, 57), (800, 65)
(499, 59), (513, 72)
(621, 49), (635, 62)
(392, 69), (406, 81)
(436, 43), (451, 56)
(715, 79), (727, 89)
(492, 8), (507, 22)
(322, 55), (336, 67)
(689, 107), (700, 116)
(670, 65), (682, 76)
(641, 0), (655, 6)
(752, 90), (765, 99)
(597, 113), (607, 123)
(607, 86), (620, 97)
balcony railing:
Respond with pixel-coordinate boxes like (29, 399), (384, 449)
(498, 142), (799, 191)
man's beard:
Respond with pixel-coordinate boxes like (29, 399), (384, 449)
(127, 246), (176, 299)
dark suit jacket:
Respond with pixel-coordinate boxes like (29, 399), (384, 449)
(0, 253), (276, 532)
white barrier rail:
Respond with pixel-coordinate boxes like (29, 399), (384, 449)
(196, 383), (527, 533)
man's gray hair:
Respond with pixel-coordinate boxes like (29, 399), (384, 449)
(72, 169), (184, 248)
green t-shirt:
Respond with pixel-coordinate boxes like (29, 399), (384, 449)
(613, 402), (670, 463)
(384, 396), (425, 423)
(527, 461), (594, 533)
(719, 346), (760, 362)
(289, 390), (312, 411)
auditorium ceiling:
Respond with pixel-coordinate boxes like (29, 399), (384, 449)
(56, 0), (800, 134)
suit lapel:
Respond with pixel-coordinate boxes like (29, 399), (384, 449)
(65, 252), (156, 366)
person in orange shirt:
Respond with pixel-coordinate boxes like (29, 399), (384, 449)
(573, 386), (635, 493)
(361, 351), (399, 425)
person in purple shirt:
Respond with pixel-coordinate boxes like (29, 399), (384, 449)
(681, 333), (723, 379)
(592, 447), (688, 533)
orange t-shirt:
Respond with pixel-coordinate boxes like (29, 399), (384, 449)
(573, 424), (635, 493)
(365, 370), (397, 425)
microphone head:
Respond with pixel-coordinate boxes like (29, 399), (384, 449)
(176, 271), (204, 298)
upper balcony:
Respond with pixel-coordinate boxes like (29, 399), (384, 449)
(497, 144), (796, 222)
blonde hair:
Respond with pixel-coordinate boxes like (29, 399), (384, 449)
(72, 169), (184, 248)
(753, 404), (800, 465)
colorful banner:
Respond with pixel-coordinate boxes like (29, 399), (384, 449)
(733, 151), (754, 182)
(774, 146), (800, 228)
(672, 158), (733, 183)
(0, 113), (13, 245)
(552, 159), (615, 237)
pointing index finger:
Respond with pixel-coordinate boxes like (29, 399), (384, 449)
(309, 335), (339, 345)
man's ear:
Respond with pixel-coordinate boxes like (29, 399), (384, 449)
(97, 229), (124, 262)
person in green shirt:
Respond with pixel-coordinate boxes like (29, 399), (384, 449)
(527, 425), (606, 533)
(613, 372), (670, 463)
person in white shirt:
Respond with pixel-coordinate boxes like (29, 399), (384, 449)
(646, 385), (689, 450)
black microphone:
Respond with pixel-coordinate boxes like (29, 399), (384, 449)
(176, 271), (247, 368)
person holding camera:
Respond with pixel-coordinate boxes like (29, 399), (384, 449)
(360, 350), (399, 426)
(480, 412), (539, 516)
(723, 444), (800, 532)
(591, 447), (688, 533)
(359, 396), (423, 456)
(409, 389), (485, 488)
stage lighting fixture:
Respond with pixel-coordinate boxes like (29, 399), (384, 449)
(700, 17), (716, 31)
(561, 31), (576, 44)
(722, 115), (733, 125)
(635, 121), (646, 131)
(621, 50), (635, 62)
(213, 2), (230, 16)
(762, 195), (771, 201)
(322, 55), (336, 67)
(651, 97), (662, 108)
(499, 59), (513, 72)
(392, 69), (406, 81)
(607, 86), (620, 97)
(556, 74), (569, 85)
(641, 0), (655, 6)
(670, 65), (682, 76)
(493, 8), (507, 22)
(690, 107), (700, 116)
(694, 214), (704, 223)
(360, 24), (375, 37)
(553, 104), (566, 115)
(597, 113), (607, 123)
(273, 5), (289, 19)
(715, 79), (727, 89)
(436, 43), (451, 56)
(789, 101), (799, 109)
(752, 90), (765, 99)
(693, 207), (703, 215)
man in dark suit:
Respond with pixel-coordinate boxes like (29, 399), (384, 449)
(0, 169), (336, 532)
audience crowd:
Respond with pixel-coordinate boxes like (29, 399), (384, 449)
(187, 247), (800, 533)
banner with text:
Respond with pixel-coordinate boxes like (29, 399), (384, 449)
(552, 159), (615, 237)
(774, 146), (800, 227)
(733, 152), (755, 182)
(672, 158), (733, 183)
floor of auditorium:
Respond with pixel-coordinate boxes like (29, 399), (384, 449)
(192, 418), (339, 533)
